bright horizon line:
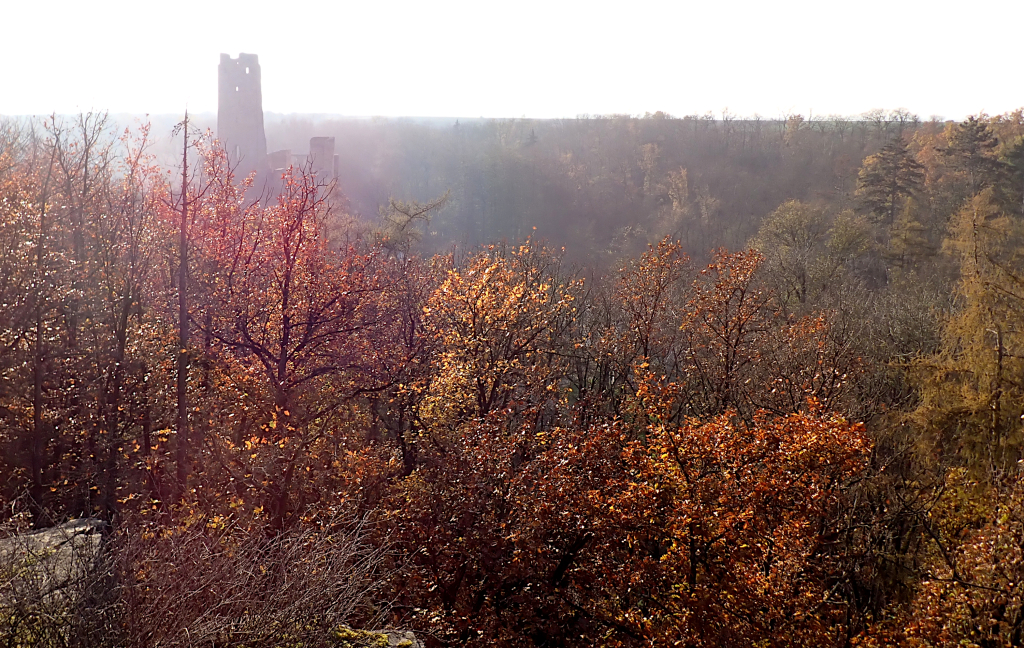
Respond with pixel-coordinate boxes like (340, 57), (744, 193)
(1, 109), (1006, 123)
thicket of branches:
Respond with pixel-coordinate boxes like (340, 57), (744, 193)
(2, 110), (1024, 646)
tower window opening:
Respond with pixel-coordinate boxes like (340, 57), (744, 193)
(236, 86), (239, 92)
(245, 67), (249, 74)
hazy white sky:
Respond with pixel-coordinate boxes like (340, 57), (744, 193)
(2, 0), (1020, 120)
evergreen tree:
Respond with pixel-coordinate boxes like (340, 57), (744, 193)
(942, 115), (1005, 194)
(856, 137), (924, 226)
(1000, 136), (1024, 216)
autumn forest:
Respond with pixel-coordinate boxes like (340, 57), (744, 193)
(3, 107), (1024, 647)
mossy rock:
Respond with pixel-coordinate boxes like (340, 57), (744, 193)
(331, 626), (419, 648)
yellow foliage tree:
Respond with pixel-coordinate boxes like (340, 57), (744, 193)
(913, 190), (1024, 475)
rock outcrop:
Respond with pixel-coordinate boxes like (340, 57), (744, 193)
(0, 517), (105, 603)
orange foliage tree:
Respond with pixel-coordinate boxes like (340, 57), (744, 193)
(611, 240), (860, 423)
(371, 239), (871, 647)
(603, 387), (870, 646)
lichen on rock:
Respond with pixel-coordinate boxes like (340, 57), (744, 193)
(331, 626), (419, 648)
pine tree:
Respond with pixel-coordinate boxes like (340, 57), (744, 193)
(942, 115), (1005, 195)
(856, 137), (924, 226)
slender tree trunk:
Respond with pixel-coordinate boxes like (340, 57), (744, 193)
(175, 113), (190, 497)
(29, 150), (56, 526)
(100, 291), (133, 520)
(31, 311), (45, 522)
(989, 322), (1004, 478)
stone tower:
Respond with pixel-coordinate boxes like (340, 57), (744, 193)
(308, 136), (337, 180)
(218, 53), (267, 176)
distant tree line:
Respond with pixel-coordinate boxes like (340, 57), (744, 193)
(260, 109), (976, 264)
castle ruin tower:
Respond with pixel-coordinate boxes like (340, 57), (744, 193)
(218, 53), (268, 177)
(308, 136), (337, 181)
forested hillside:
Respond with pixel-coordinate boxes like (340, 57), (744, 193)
(265, 110), (987, 265)
(3, 109), (1024, 647)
